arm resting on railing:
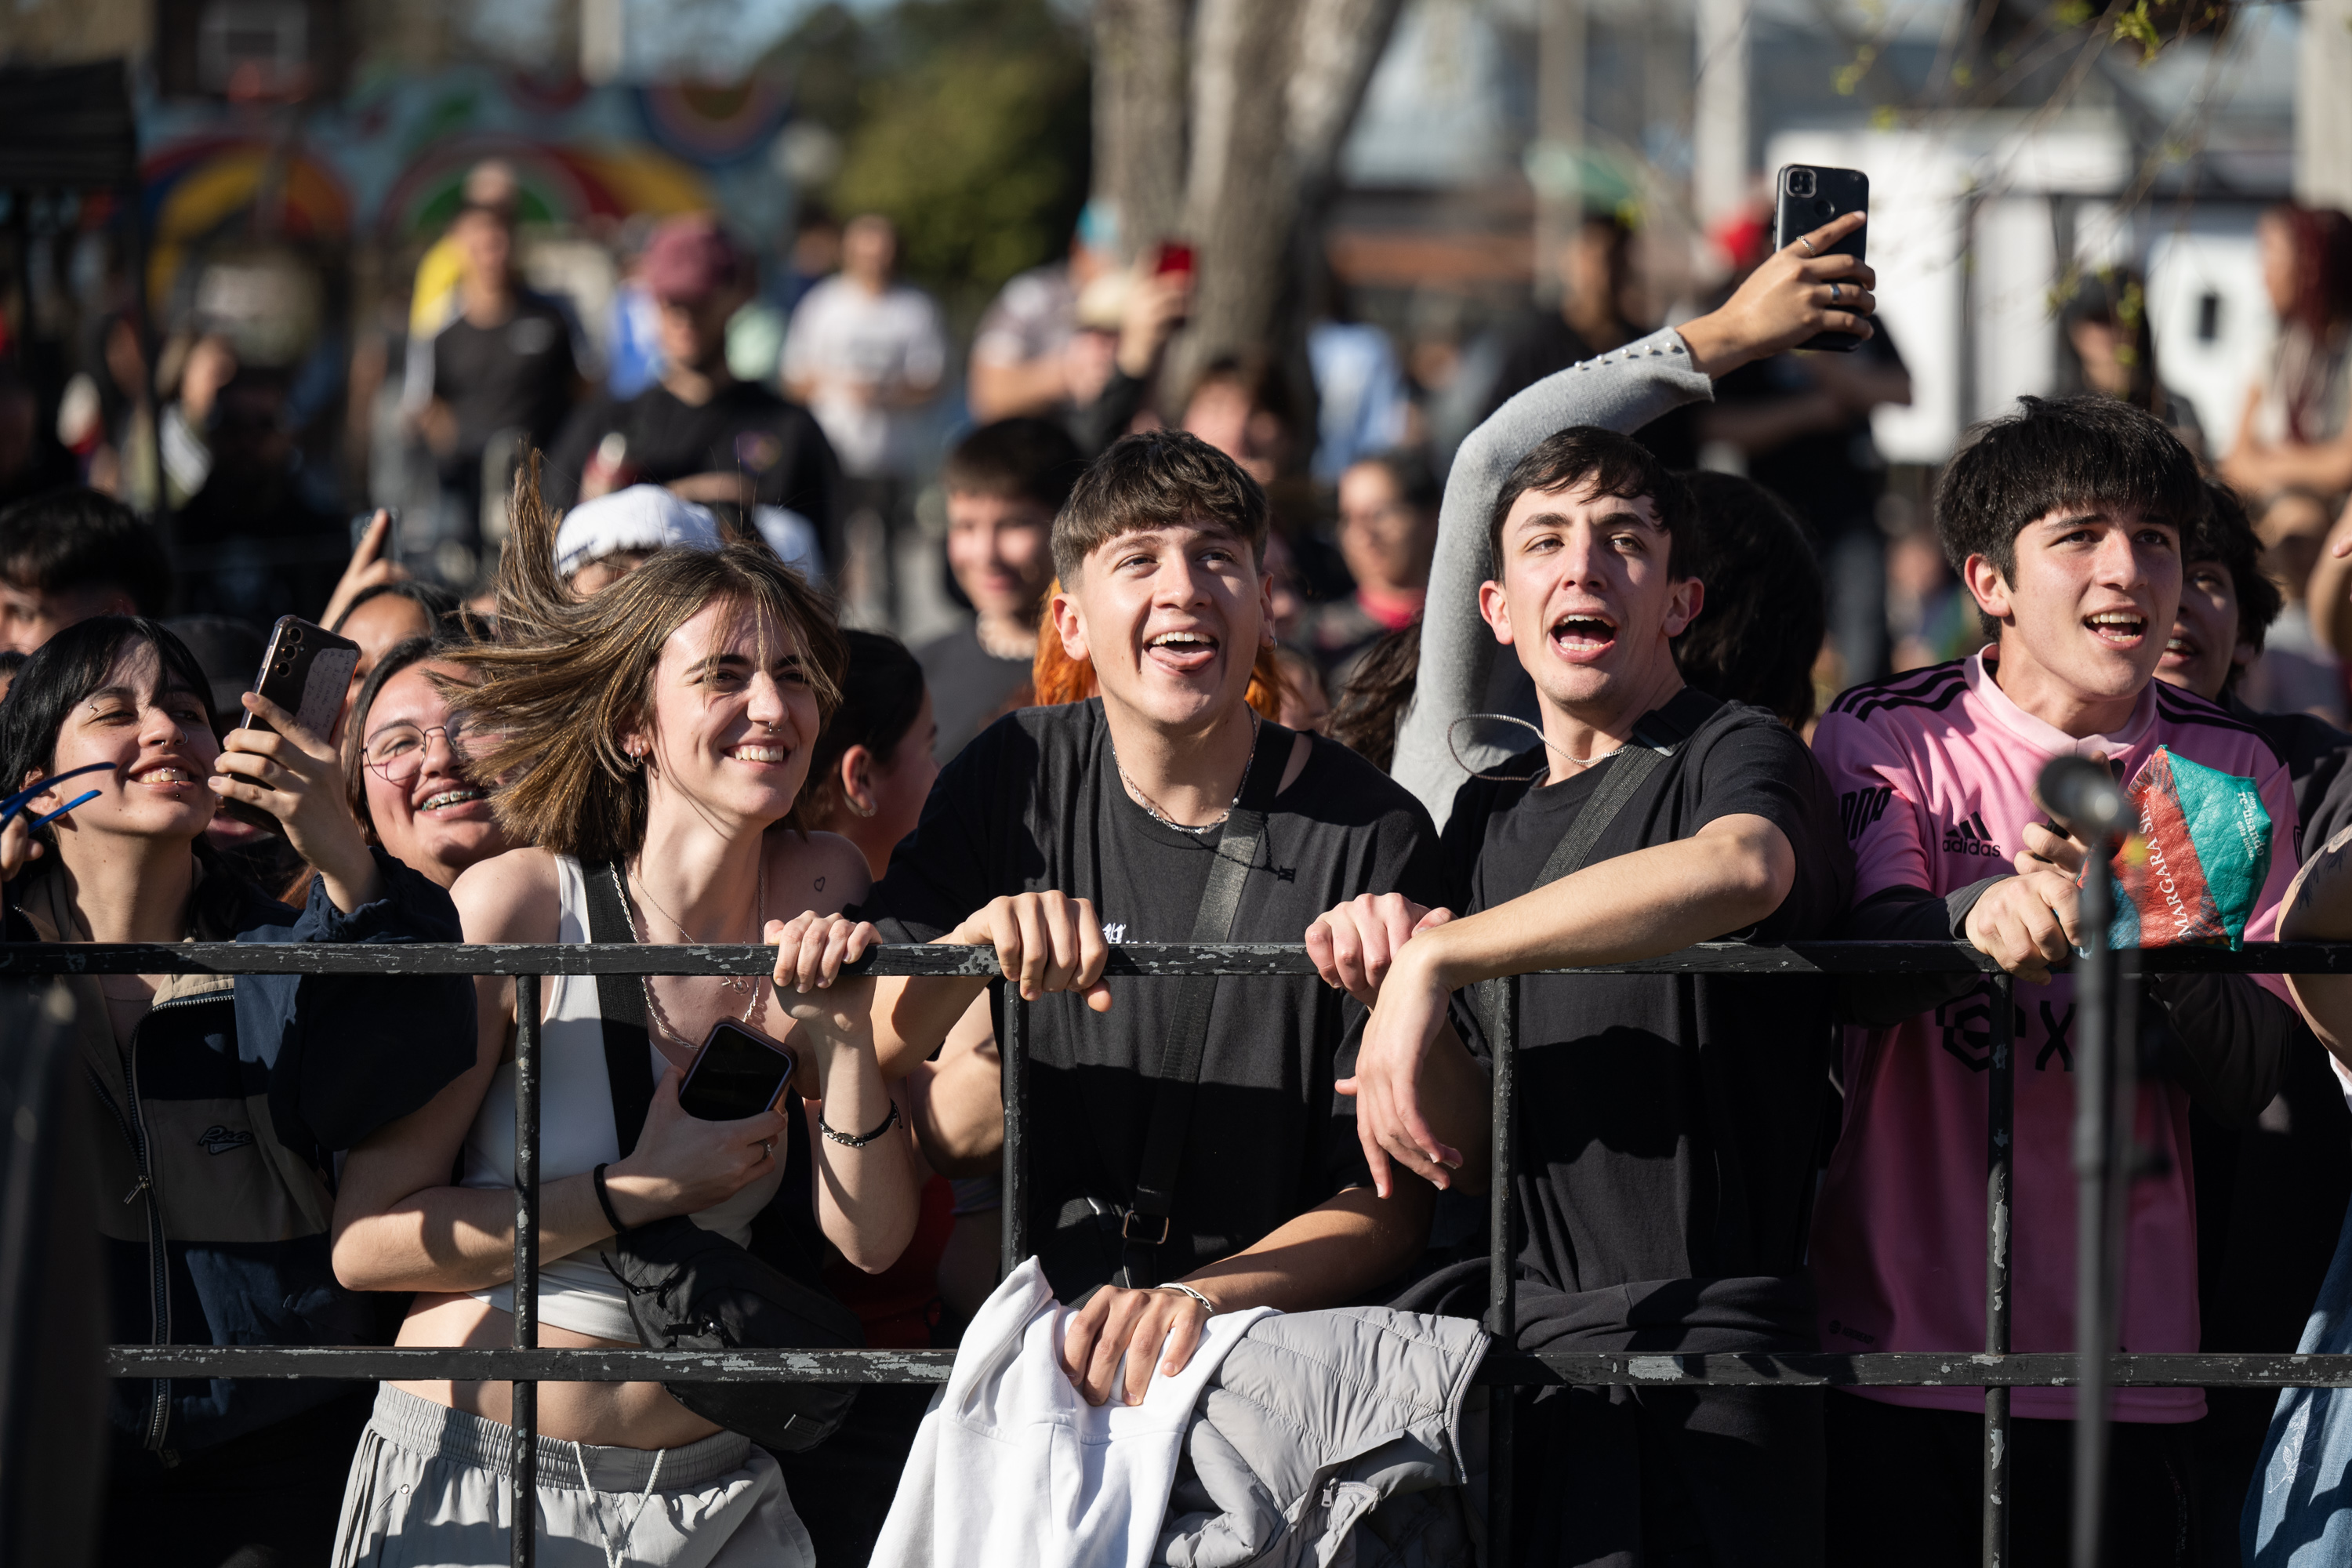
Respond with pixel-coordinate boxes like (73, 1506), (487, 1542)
(1835, 880), (2000, 1027)
(1348, 812), (1795, 1196)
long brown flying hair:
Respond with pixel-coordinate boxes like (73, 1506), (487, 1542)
(449, 460), (848, 863)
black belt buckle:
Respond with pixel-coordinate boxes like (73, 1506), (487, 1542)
(1120, 1209), (1170, 1245)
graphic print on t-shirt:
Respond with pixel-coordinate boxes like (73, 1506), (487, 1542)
(1809, 654), (2298, 1424)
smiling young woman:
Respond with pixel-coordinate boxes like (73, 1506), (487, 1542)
(325, 474), (919, 1568)
(343, 635), (513, 889)
(0, 616), (474, 1568)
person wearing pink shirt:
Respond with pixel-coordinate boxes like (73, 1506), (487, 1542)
(1809, 395), (2308, 1565)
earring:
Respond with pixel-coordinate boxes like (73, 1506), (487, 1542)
(849, 797), (877, 818)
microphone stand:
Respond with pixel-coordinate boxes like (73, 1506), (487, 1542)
(2038, 757), (2133, 1568)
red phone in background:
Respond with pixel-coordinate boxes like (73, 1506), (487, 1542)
(1149, 241), (1196, 278)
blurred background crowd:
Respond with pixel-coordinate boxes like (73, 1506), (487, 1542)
(0, 0), (2348, 731)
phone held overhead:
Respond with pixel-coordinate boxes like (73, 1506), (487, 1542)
(1773, 163), (1870, 352)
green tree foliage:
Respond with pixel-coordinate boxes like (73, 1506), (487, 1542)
(777, 0), (1090, 322)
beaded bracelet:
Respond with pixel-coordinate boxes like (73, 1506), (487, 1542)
(818, 1100), (902, 1148)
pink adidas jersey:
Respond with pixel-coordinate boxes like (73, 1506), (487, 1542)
(1808, 652), (2297, 1422)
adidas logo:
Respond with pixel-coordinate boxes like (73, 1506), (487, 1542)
(1839, 786), (1891, 843)
(1944, 811), (2004, 858)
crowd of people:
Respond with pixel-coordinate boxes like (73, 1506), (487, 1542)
(6, 172), (2352, 1568)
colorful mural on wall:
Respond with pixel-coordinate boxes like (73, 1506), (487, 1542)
(135, 66), (798, 306)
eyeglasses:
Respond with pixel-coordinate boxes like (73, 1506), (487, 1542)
(362, 721), (468, 788)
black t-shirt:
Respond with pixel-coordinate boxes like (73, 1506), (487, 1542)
(425, 293), (579, 478)
(544, 381), (844, 567)
(862, 700), (1445, 1300)
(915, 622), (1033, 764)
(1710, 328), (1907, 538)
(1442, 690), (1854, 1297)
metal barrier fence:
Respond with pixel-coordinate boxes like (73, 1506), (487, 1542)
(14, 936), (2352, 1568)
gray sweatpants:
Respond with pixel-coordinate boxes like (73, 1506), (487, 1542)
(333, 1385), (816, 1567)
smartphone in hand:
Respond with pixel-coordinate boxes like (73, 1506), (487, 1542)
(216, 615), (360, 833)
(678, 1020), (798, 1122)
(1772, 164), (1869, 353)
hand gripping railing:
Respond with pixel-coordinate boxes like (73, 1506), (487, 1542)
(16, 938), (2352, 1567)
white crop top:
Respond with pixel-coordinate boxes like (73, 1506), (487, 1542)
(462, 854), (783, 1342)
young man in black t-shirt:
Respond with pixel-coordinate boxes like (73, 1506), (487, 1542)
(916, 419), (1081, 761)
(858, 429), (1443, 1404)
(410, 199), (582, 538)
(1317, 426), (1854, 1566)
(541, 216), (843, 570)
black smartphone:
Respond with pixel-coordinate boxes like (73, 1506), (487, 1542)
(216, 615), (361, 832)
(1772, 163), (1870, 353)
(678, 1020), (798, 1122)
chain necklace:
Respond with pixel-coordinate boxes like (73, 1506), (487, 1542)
(1113, 712), (1261, 837)
(613, 859), (768, 1051)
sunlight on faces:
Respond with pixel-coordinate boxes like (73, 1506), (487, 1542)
(2158, 557), (2249, 702)
(628, 597), (822, 833)
(1050, 522), (1270, 734)
(1965, 506), (2181, 708)
(361, 660), (511, 886)
(1477, 481), (1699, 716)
(29, 644), (218, 851)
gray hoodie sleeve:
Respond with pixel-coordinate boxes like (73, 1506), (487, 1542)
(1389, 328), (1715, 826)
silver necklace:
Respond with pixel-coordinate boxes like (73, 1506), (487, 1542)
(1114, 713), (1261, 836)
(613, 860), (767, 1049)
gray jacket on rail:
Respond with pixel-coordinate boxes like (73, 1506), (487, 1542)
(1157, 1308), (1490, 1568)
(1390, 328), (1715, 827)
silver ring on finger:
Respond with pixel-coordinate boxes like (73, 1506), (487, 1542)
(1799, 236), (1818, 256)
(1829, 281), (1842, 303)
(764, 1138), (776, 1154)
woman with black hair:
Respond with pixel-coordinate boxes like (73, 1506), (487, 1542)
(795, 628), (937, 880)
(0, 615), (475, 1568)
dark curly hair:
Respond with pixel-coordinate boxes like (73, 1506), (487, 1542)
(1935, 395), (2204, 635)
(1672, 473), (1825, 727)
(2186, 478), (2284, 693)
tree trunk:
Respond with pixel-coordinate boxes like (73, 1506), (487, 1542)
(1090, 0), (1189, 261)
(1285, 0), (1406, 190)
(1091, 0), (1404, 420)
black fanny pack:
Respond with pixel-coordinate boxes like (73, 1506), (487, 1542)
(597, 1216), (863, 1453)
(581, 858), (864, 1453)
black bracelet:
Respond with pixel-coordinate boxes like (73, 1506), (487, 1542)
(818, 1100), (902, 1148)
(590, 1163), (628, 1232)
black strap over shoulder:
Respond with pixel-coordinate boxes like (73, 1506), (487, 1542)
(1475, 689), (1715, 1028)
(579, 859), (657, 1158)
(1530, 692), (1707, 890)
(1114, 717), (1294, 1289)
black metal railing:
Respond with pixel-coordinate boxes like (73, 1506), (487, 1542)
(13, 937), (2352, 1568)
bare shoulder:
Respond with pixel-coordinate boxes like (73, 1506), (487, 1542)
(766, 829), (873, 916)
(451, 846), (563, 942)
